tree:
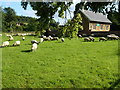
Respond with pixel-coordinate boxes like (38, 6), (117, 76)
(59, 13), (83, 38)
(21, 1), (73, 31)
(3, 7), (17, 32)
(74, 2), (113, 15)
(3, 7), (16, 23)
(0, 7), (2, 32)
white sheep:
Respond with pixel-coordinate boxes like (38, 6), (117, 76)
(9, 36), (14, 41)
(99, 37), (107, 41)
(0, 34), (2, 36)
(89, 36), (95, 42)
(6, 34), (12, 37)
(43, 35), (46, 39)
(13, 41), (20, 46)
(61, 38), (65, 42)
(48, 36), (53, 40)
(31, 40), (39, 44)
(2, 41), (9, 47)
(31, 43), (37, 51)
(40, 38), (44, 43)
(22, 37), (25, 41)
(84, 37), (90, 42)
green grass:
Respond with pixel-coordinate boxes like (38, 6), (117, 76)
(1, 33), (120, 88)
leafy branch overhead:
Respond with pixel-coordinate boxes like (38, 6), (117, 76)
(21, 1), (73, 29)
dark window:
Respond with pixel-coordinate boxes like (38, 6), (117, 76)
(100, 25), (103, 30)
(106, 25), (109, 30)
(93, 24), (96, 29)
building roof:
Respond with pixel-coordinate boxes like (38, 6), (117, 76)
(80, 10), (112, 24)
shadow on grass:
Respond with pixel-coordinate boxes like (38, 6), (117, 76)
(108, 78), (120, 89)
(21, 50), (31, 52)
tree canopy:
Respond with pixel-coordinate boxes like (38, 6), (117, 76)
(21, 1), (73, 30)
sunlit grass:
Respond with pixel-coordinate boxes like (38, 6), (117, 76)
(1, 34), (119, 88)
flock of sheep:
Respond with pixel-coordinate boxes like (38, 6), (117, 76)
(0, 33), (65, 52)
(82, 34), (119, 42)
(0, 33), (119, 52)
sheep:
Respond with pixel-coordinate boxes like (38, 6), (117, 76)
(6, 34), (12, 37)
(112, 36), (119, 40)
(84, 37), (90, 42)
(2, 41), (9, 47)
(9, 36), (14, 41)
(78, 34), (82, 38)
(31, 43), (37, 51)
(99, 37), (107, 41)
(0, 34), (2, 36)
(43, 37), (51, 41)
(13, 41), (20, 46)
(61, 38), (65, 42)
(51, 37), (59, 41)
(40, 38), (44, 43)
(22, 37), (25, 41)
(107, 34), (114, 40)
(89, 36), (95, 42)
(107, 34), (119, 40)
(48, 36), (53, 40)
(31, 40), (39, 44)
(43, 35), (46, 39)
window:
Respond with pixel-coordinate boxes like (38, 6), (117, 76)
(106, 25), (109, 30)
(100, 24), (103, 30)
(89, 24), (92, 29)
(93, 24), (96, 29)
(96, 24), (100, 26)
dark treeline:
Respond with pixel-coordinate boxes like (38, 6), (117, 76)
(1, 7), (60, 35)
(2, 7), (39, 32)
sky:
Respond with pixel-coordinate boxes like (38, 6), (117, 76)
(0, 0), (81, 25)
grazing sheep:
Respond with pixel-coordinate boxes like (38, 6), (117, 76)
(31, 40), (39, 44)
(48, 36), (53, 40)
(43, 37), (51, 41)
(89, 36), (95, 42)
(40, 38), (44, 43)
(99, 37), (107, 41)
(6, 34), (12, 37)
(107, 34), (119, 40)
(84, 37), (90, 42)
(61, 38), (65, 42)
(22, 37), (25, 41)
(107, 34), (114, 40)
(78, 34), (82, 38)
(2, 41), (9, 47)
(51, 37), (59, 41)
(9, 36), (14, 41)
(112, 36), (119, 40)
(0, 34), (2, 36)
(31, 43), (37, 51)
(43, 35), (47, 39)
(13, 41), (20, 46)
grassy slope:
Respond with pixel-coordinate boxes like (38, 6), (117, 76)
(1, 34), (119, 88)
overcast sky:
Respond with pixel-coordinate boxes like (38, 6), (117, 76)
(1, 0), (81, 25)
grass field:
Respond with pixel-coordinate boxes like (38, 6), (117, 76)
(1, 34), (120, 88)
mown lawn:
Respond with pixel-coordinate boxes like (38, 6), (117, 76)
(1, 34), (120, 88)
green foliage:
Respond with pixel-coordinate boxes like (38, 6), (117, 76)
(74, 2), (120, 30)
(59, 13), (83, 38)
(1, 34), (119, 88)
(3, 7), (17, 23)
(35, 31), (40, 36)
(21, 2), (73, 30)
